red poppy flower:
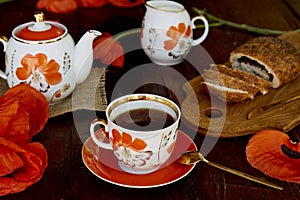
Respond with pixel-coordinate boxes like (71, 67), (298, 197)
(109, 0), (145, 7)
(0, 84), (48, 196)
(110, 129), (147, 151)
(0, 99), (30, 144)
(246, 130), (300, 183)
(164, 22), (191, 50)
(36, 0), (78, 14)
(0, 84), (49, 144)
(93, 32), (124, 68)
(0, 137), (48, 196)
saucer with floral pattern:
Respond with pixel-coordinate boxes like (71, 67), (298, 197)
(82, 129), (197, 188)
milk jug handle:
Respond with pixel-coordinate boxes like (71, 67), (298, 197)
(0, 36), (8, 80)
(191, 15), (209, 46)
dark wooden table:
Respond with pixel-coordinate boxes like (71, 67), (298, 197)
(1, 0), (300, 199)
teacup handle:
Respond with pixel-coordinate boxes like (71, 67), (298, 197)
(191, 15), (209, 46)
(90, 118), (113, 150)
(0, 36), (8, 79)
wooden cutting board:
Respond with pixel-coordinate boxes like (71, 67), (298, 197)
(181, 75), (300, 138)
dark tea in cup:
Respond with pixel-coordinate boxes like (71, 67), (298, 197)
(113, 108), (176, 131)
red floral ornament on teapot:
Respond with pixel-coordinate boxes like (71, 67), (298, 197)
(16, 53), (62, 93)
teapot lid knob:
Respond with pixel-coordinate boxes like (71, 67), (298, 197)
(28, 11), (51, 32)
(34, 11), (45, 23)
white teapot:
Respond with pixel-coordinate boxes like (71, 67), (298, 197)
(0, 12), (102, 104)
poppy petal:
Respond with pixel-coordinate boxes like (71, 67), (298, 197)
(93, 32), (125, 67)
(0, 145), (24, 177)
(246, 130), (300, 183)
(3, 105), (30, 145)
(0, 84), (49, 143)
(0, 138), (48, 196)
(36, 0), (78, 14)
(0, 177), (17, 196)
(101, 41), (124, 67)
(23, 142), (48, 169)
(93, 32), (113, 58)
(36, 0), (52, 8)
(13, 151), (42, 182)
(0, 100), (30, 143)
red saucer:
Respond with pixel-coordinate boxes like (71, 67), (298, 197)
(82, 130), (197, 188)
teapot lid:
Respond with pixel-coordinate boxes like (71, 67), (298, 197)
(17, 11), (65, 40)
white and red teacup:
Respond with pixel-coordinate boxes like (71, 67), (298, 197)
(90, 93), (181, 174)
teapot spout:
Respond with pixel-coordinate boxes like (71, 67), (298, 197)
(74, 30), (102, 84)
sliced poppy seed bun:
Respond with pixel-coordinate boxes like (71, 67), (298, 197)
(230, 37), (300, 88)
(201, 69), (260, 102)
(202, 69), (260, 95)
(201, 81), (254, 102)
(209, 64), (270, 95)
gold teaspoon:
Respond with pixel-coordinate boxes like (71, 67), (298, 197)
(178, 151), (283, 190)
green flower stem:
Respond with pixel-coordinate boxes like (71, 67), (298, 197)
(0, 0), (15, 4)
(196, 22), (223, 29)
(193, 7), (300, 35)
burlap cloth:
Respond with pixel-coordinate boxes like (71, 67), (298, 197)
(0, 67), (107, 118)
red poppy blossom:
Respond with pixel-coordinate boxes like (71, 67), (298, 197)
(93, 32), (124, 67)
(0, 137), (48, 196)
(0, 84), (49, 144)
(246, 130), (300, 183)
(0, 84), (48, 196)
(37, 0), (78, 14)
(0, 99), (30, 144)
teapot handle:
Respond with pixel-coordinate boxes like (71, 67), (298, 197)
(0, 36), (8, 80)
(191, 15), (209, 46)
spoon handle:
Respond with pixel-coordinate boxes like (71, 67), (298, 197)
(206, 160), (283, 190)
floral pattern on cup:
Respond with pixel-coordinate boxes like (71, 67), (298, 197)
(164, 22), (192, 59)
(110, 129), (153, 169)
(16, 53), (62, 93)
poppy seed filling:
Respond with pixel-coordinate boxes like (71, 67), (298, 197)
(236, 56), (274, 82)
